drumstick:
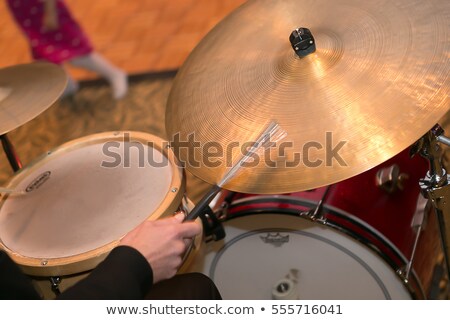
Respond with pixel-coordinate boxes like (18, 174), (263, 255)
(185, 121), (286, 221)
(0, 187), (26, 194)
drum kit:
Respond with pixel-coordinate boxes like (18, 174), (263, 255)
(0, 0), (449, 299)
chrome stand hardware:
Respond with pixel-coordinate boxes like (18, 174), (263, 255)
(0, 134), (22, 172)
(418, 124), (450, 282)
(50, 277), (61, 295)
(402, 195), (429, 281)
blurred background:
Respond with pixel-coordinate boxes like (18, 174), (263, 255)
(0, 0), (245, 78)
(0, 0), (245, 202)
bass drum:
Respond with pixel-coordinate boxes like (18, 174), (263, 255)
(187, 149), (442, 299)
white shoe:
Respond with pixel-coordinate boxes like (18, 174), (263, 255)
(110, 70), (128, 100)
(61, 75), (79, 98)
(69, 53), (128, 100)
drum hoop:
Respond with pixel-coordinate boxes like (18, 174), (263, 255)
(223, 195), (425, 299)
(0, 131), (185, 276)
(210, 226), (395, 298)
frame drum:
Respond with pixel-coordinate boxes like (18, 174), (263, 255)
(0, 131), (189, 297)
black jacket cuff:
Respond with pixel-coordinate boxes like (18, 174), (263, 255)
(58, 246), (153, 299)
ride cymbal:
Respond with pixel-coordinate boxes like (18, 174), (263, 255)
(0, 62), (67, 135)
(166, 0), (449, 194)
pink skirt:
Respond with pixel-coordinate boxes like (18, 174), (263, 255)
(7, 0), (93, 64)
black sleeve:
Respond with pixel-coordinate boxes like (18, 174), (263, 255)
(57, 246), (153, 300)
(0, 251), (40, 299)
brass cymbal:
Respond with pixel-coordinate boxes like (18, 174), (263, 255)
(0, 62), (67, 135)
(166, 0), (449, 194)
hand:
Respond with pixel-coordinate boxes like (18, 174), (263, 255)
(119, 213), (202, 284)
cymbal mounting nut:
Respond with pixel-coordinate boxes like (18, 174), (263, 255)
(289, 27), (316, 57)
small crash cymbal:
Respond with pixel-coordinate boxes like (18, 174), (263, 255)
(0, 62), (67, 135)
(166, 0), (449, 194)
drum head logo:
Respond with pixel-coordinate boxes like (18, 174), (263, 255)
(260, 232), (290, 247)
(26, 171), (51, 192)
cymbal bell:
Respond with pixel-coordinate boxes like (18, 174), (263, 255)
(0, 62), (67, 136)
(166, 0), (449, 194)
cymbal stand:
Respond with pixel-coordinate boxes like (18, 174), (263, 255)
(0, 134), (22, 172)
(416, 124), (450, 282)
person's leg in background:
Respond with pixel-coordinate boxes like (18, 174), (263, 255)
(6, 0), (128, 100)
(68, 52), (128, 100)
(61, 72), (79, 97)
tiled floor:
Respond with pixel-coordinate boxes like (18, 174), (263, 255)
(0, 0), (245, 79)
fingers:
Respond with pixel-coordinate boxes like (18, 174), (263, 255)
(178, 220), (202, 239)
(157, 213), (201, 238)
(120, 213), (201, 284)
(173, 212), (186, 222)
(183, 237), (194, 249)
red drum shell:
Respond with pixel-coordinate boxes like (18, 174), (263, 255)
(219, 148), (441, 298)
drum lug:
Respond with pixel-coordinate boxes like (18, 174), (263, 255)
(50, 277), (62, 295)
(299, 186), (330, 223)
(396, 268), (410, 285)
(299, 210), (327, 224)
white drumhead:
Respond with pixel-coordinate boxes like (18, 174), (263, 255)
(0, 133), (179, 260)
(188, 214), (411, 299)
